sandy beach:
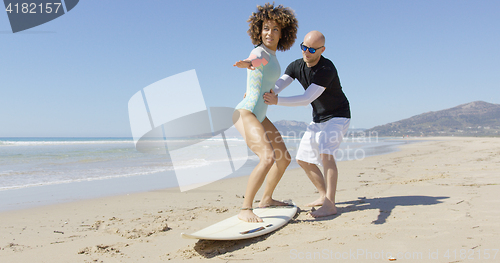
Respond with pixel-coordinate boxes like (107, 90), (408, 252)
(1, 137), (499, 262)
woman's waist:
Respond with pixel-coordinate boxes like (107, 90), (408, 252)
(243, 83), (274, 93)
(236, 96), (269, 108)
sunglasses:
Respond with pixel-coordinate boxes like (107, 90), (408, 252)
(300, 42), (324, 54)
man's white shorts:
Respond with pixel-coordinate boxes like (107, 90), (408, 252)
(296, 117), (350, 165)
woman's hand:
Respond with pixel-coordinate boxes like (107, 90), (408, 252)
(233, 60), (255, 70)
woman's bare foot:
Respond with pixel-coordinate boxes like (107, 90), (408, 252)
(238, 209), (263, 223)
(310, 199), (337, 218)
(305, 197), (324, 207)
(258, 198), (290, 208)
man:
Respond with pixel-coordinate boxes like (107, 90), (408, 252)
(263, 30), (351, 218)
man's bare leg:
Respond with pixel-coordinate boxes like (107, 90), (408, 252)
(297, 159), (326, 207)
(310, 153), (339, 218)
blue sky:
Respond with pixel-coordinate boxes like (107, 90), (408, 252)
(1, 0), (499, 137)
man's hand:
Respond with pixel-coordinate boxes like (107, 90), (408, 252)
(263, 89), (278, 105)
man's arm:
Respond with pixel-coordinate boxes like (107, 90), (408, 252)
(264, 83), (325, 106)
(273, 74), (294, 94)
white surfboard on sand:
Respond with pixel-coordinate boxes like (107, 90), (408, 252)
(181, 203), (297, 240)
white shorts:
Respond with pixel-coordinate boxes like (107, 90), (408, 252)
(296, 117), (350, 165)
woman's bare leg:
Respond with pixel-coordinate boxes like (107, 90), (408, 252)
(233, 110), (275, 222)
(258, 117), (291, 207)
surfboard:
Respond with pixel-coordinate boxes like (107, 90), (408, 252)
(181, 203), (297, 240)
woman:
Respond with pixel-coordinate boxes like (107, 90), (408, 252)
(233, 3), (298, 222)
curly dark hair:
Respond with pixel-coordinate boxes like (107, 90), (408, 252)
(247, 3), (298, 51)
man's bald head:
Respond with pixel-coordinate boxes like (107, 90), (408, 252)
(301, 31), (326, 67)
(304, 31), (325, 47)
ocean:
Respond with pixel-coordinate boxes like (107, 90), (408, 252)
(0, 135), (407, 211)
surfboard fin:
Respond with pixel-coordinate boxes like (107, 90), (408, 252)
(239, 224), (273, 234)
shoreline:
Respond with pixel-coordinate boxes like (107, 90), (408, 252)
(0, 137), (412, 212)
(1, 137), (499, 262)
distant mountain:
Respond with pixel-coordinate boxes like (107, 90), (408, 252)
(367, 101), (500, 136)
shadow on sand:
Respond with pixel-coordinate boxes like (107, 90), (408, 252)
(296, 195), (449, 224)
(338, 195), (449, 224)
